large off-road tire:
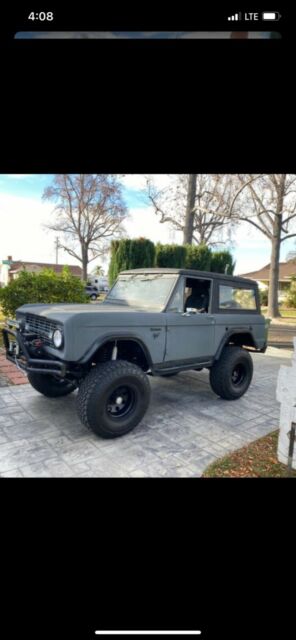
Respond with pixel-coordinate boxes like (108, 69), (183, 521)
(209, 346), (253, 400)
(27, 372), (77, 397)
(77, 360), (151, 438)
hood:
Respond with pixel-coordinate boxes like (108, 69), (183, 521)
(16, 301), (156, 323)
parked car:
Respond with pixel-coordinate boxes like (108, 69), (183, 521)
(3, 268), (268, 439)
(87, 277), (109, 293)
(84, 286), (99, 300)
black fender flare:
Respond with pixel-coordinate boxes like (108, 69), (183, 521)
(214, 328), (257, 361)
(79, 332), (154, 369)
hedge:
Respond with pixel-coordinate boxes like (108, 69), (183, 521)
(109, 238), (155, 284)
(184, 244), (212, 271)
(108, 238), (235, 283)
(209, 250), (235, 275)
(155, 243), (186, 268)
(0, 267), (88, 317)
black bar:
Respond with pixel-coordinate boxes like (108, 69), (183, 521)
(288, 422), (296, 474)
(2, 326), (66, 377)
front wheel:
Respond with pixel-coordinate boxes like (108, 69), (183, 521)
(209, 346), (253, 400)
(27, 372), (77, 397)
(77, 360), (151, 438)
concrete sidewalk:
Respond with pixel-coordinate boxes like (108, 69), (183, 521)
(0, 347), (291, 477)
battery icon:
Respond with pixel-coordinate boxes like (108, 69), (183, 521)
(262, 11), (281, 20)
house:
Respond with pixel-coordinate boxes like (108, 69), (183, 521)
(0, 256), (82, 287)
(241, 258), (296, 300)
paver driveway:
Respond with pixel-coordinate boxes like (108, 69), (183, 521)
(0, 347), (291, 477)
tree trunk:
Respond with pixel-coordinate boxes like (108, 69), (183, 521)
(267, 177), (285, 318)
(183, 174), (197, 244)
(81, 245), (88, 282)
(268, 231), (281, 317)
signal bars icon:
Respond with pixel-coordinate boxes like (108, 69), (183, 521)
(228, 13), (242, 21)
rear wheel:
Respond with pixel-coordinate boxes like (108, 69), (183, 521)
(27, 372), (77, 397)
(77, 360), (151, 438)
(209, 346), (253, 400)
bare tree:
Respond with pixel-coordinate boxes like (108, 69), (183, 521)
(43, 174), (127, 281)
(230, 174), (296, 317)
(146, 174), (236, 246)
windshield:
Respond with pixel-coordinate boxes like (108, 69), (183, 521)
(105, 274), (178, 309)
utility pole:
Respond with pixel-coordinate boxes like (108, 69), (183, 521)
(55, 237), (60, 264)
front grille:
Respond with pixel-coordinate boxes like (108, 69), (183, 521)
(25, 314), (58, 346)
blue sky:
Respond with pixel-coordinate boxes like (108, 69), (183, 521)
(0, 173), (146, 209)
(0, 174), (295, 275)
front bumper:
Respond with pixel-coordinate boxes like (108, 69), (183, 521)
(2, 322), (66, 377)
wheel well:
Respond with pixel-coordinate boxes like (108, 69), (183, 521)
(91, 339), (150, 371)
(226, 332), (256, 349)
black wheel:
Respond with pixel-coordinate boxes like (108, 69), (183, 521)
(90, 294), (97, 300)
(27, 372), (77, 397)
(77, 360), (151, 438)
(209, 346), (253, 400)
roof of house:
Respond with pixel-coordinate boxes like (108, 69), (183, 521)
(8, 261), (82, 277)
(241, 259), (296, 282)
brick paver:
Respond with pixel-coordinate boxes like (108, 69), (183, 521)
(0, 347), (292, 477)
(0, 352), (27, 386)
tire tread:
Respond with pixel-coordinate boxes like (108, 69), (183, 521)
(209, 346), (253, 400)
(77, 360), (150, 437)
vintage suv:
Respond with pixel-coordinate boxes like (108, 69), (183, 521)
(2, 268), (268, 438)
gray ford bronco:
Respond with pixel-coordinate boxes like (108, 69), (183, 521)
(3, 268), (268, 438)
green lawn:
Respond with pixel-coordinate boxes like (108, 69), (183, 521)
(279, 309), (296, 318)
(261, 307), (296, 319)
(202, 430), (296, 477)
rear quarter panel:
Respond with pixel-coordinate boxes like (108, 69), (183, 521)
(214, 312), (267, 352)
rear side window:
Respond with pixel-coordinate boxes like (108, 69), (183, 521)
(219, 285), (256, 310)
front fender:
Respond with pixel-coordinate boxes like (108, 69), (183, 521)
(78, 331), (154, 368)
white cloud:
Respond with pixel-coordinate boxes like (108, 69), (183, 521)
(0, 192), (79, 265)
(5, 174), (35, 179)
(120, 174), (173, 191)
(125, 206), (182, 245)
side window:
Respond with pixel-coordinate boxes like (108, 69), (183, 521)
(167, 277), (185, 313)
(219, 285), (256, 310)
(185, 278), (211, 312)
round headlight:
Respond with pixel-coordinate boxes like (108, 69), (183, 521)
(53, 329), (63, 348)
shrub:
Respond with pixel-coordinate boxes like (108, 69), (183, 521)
(0, 267), (88, 317)
(108, 239), (236, 284)
(108, 238), (155, 284)
(210, 250), (235, 275)
(155, 243), (187, 268)
(184, 244), (212, 271)
(108, 240), (121, 285)
(286, 277), (296, 308)
(259, 289), (268, 306)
